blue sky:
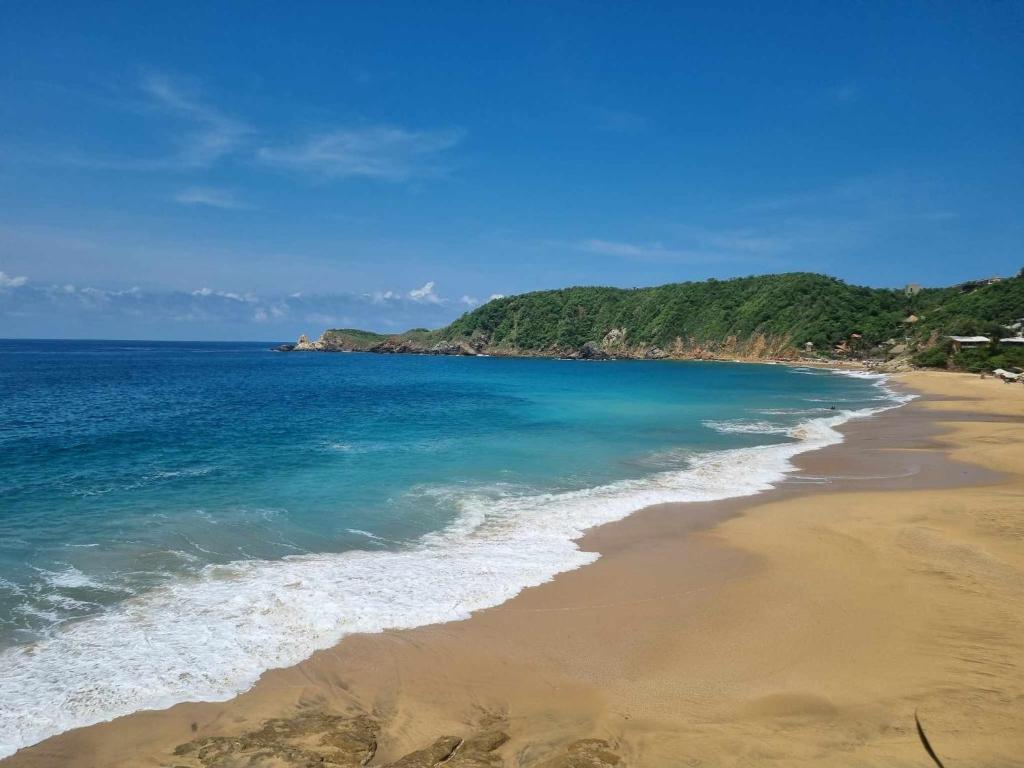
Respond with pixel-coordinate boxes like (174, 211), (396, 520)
(1, 1), (1021, 340)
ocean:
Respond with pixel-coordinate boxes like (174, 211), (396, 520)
(0, 339), (908, 756)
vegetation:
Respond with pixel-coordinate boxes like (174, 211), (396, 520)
(912, 341), (952, 369)
(322, 270), (1023, 370)
(443, 273), (910, 351)
(952, 345), (1024, 373)
(915, 339), (1024, 373)
(320, 328), (389, 350)
(441, 272), (1023, 359)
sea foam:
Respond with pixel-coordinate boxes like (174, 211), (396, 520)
(0, 374), (907, 758)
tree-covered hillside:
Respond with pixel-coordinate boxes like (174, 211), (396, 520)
(293, 270), (1023, 366)
(442, 272), (963, 353)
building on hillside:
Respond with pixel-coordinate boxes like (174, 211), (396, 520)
(948, 335), (990, 352)
(904, 283), (922, 296)
(957, 276), (1004, 293)
(998, 337), (1024, 347)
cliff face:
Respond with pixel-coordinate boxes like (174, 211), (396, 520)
(278, 327), (804, 361)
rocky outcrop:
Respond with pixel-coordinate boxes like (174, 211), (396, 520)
(535, 738), (622, 767)
(172, 710), (516, 768)
(277, 328), (817, 363)
(575, 341), (610, 360)
(172, 711), (379, 767)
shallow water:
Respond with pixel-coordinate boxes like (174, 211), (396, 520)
(0, 340), (904, 756)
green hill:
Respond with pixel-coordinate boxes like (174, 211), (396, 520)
(445, 273), (905, 354)
(288, 270), (1024, 369)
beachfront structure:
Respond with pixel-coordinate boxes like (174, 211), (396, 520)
(948, 335), (990, 352)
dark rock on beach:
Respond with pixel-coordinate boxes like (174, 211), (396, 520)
(170, 707), (624, 767)
(172, 711), (379, 767)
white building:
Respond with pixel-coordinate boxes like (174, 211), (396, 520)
(947, 335), (990, 352)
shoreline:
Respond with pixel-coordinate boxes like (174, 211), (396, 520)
(6, 371), (1024, 766)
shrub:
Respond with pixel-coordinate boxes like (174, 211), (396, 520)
(913, 343), (951, 369)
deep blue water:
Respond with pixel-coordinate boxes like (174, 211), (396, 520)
(0, 339), (900, 755)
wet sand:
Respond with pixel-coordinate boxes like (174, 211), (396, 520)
(6, 371), (1024, 766)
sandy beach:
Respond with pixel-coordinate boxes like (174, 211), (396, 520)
(6, 370), (1023, 767)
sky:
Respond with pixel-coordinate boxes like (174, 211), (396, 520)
(1, 1), (1021, 340)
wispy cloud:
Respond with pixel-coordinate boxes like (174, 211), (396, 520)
(140, 74), (252, 168)
(191, 287), (257, 302)
(576, 238), (730, 264)
(32, 75), (254, 173)
(9, 75), (463, 192)
(174, 187), (250, 210)
(0, 270), (28, 289)
(257, 125), (464, 181)
(574, 221), (807, 265)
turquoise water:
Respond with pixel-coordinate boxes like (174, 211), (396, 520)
(0, 340), (903, 755)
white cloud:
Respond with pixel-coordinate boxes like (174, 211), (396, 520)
(191, 287), (256, 302)
(1, 280), (482, 338)
(487, 294), (505, 302)
(174, 187), (250, 210)
(258, 125), (464, 181)
(0, 270), (27, 288)
(79, 285), (140, 299)
(459, 295), (479, 306)
(408, 281), (443, 303)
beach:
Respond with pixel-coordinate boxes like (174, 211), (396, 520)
(5, 370), (1023, 767)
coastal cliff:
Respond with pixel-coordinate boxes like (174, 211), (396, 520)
(278, 271), (1024, 366)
